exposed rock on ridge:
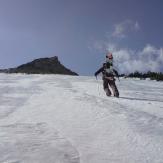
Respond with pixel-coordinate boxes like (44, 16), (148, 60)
(0, 56), (78, 75)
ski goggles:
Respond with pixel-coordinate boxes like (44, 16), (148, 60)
(106, 55), (113, 59)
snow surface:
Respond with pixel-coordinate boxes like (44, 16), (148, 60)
(0, 73), (163, 163)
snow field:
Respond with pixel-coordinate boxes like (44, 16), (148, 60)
(0, 74), (163, 163)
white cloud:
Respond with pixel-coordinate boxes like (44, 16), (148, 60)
(91, 40), (163, 74)
(110, 44), (163, 74)
(112, 20), (140, 38)
(90, 20), (163, 74)
(134, 21), (140, 31)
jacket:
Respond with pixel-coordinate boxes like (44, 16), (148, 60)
(95, 65), (119, 79)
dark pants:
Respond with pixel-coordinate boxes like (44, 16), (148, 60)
(103, 77), (119, 97)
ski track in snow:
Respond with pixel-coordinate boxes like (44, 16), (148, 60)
(0, 74), (79, 163)
(0, 73), (163, 163)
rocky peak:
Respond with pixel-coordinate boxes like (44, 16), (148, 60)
(0, 56), (78, 76)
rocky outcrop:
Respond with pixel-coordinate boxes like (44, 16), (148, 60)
(0, 56), (78, 75)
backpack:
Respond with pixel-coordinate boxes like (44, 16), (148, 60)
(104, 59), (114, 77)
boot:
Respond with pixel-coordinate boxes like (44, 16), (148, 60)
(104, 88), (111, 96)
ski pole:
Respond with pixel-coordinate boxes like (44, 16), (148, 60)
(95, 76), (100, 96)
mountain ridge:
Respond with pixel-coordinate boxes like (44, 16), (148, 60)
(0, 56), (78, 75)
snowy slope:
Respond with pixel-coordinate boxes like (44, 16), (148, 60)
(0, 74), (163, 163)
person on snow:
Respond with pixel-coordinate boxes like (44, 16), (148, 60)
(94, 53), (119, 97)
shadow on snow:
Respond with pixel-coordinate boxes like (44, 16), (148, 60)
(120, 96), (163, 103)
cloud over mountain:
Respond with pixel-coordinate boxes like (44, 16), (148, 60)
(112, 20), (140, 39)
(91, 20), (163, 74)
(109, 44), (163, 74)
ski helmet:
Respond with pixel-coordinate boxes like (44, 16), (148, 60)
(106, 53), (113, 59)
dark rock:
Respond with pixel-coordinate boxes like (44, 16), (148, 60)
(0, 56), (78, 76)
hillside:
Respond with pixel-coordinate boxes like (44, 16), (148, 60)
(0, 56), (78, 75)
(0, 74), (163, 163)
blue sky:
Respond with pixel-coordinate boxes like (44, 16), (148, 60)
(0, 0), (163, 75)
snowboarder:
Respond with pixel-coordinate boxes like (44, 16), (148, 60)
(94, 53), (119, 97)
